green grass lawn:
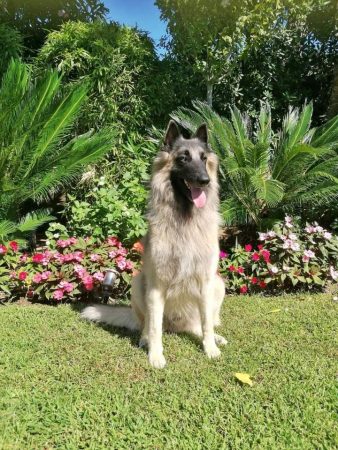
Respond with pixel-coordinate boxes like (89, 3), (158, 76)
(0, 294), (337, 450)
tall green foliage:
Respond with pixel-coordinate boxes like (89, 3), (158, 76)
(157, 0), (337, 123)
(0, 60), (116, 240)
(0, 0), (108, 53)
(0, 24), (23, 76)
(173, 101), (338, 227)
(34, 21), (160, 137)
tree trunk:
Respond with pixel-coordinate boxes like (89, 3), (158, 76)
(206, 82), (213, 107)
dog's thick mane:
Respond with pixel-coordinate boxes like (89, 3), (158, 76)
(144, 149), (221, 284)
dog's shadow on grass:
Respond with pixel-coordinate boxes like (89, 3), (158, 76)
(71, 302), (203, 353)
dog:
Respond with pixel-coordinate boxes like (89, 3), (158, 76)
(81, 120), (227, 368)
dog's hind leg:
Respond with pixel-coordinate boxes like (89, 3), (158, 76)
(212, 275), (228, 345)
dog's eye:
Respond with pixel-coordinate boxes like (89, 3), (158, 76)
(177, 150), (190, 163)
(201, 153), (207, 161)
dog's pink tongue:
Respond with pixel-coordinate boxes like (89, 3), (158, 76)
(191, 187), (206, 208)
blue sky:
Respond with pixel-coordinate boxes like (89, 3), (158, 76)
(104, 0), (167, 47)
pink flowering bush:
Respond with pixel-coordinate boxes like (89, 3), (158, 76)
(219, 216), (338, 294)
(0, 228), (136, 302)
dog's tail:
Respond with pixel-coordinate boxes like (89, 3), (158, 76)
(81, 305), (140, 331)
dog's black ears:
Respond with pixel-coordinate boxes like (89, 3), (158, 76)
(194, 123), (208, 144)
(163, 120), (181, 150)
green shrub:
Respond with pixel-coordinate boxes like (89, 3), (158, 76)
(0, 59), (116, 241)
(64, 137), (157, 244)
(173, 101), (338, 228)
(34, 21), (158, 137)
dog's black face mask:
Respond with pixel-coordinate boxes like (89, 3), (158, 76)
(163, 121), (211, 208)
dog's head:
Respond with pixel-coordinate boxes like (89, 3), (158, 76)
(161, 120), (217, 209)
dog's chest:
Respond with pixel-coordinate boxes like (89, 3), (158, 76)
(148, 214), (219, 282)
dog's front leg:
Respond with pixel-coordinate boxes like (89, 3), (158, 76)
(199, 280), (221, 359)
(146, 285), (166, 369)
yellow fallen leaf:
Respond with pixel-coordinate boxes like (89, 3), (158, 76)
(268, 308), (281, 314)
(234, 372), (253, 386)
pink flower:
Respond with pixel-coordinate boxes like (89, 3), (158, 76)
(116, 256), (127, 270)
(20, 253), (28, 262)
(90, 253), (101, 262)
(125, 260), (133, 270)
(240, 285), (248, 294)
(74, 265), (87, 279)
(285, 215), (293, 228)
(93, 272), (104, 282)
(27, 289), (34, 298)
(251, 277), (258, 284)
(237, 266), (244, 274)
(109, 250), (118, 259)
(58, 281), (74, 293)
(257, 244), (264, 251)
(69, 237), (77, 245)
(32, 253), (44, 263)
(267, 231), (276, 238)
(83, 274), (94, 291)
(305, 225), (315, 234)
(244, 244), (252, 252)
(56, 239), (70, 248)
(302, 249), (315, 262)
(283, 239), (293, 249)
(259, 281), (267, 288)
(258, 233), (267, 241)
(73, 251), (84, 262)
(32, 273), (42, 283)
(41, 271), (52, 280)
(252, 252), (260, 262)
(0, 245), (7, 254)
(18, 271), (28, 281)
(107, 236), (121, 247)
(117, 247), (127, 257)
(229, 265), (236, 272)
(9, 241), (18, 252)
(261, 249), (270, 262)
(219, 250), (228, 259)
(323, 231), (332, 240)
(53, 289), (64, 300)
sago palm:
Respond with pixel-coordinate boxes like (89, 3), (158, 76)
(172, 101), (338, 227)
(0, 60), (116, 241)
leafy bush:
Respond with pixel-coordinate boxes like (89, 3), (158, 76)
(0, 226), (137, 302)
(173, 101), (338, 228)
(64, 137), (156, 244)
(0, 59), (115, 241)
(219, 216), (338, 294)
(35, 21), (159, 137)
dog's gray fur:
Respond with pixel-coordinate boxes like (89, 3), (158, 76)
(82, 121), (226, 368)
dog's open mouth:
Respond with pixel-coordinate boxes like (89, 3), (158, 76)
(184, 180), (207, 208)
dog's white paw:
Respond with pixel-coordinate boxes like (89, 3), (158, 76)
(204, 343), (221, 359)
(148, 352), (166, 369)
(215, 334), (228, 346)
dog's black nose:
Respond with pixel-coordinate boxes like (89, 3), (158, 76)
(197, 175), (210, 185)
